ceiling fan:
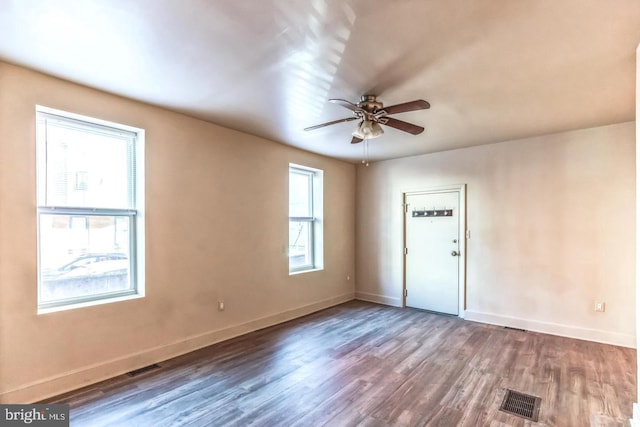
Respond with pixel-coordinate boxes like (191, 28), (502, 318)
(304, 95), (430, 144)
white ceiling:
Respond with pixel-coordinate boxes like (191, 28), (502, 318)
(1, 0), (639, 162)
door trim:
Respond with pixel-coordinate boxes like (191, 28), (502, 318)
(402, 184), (467, 318)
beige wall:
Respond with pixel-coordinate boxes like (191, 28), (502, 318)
(356, 122), (635, 347)
(0, 62), (356, 402)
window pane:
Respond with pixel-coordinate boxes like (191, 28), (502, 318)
(289, 221), (312, 269)
(39, 119), (134, 209)
(289, 171), (311, 217)
(39, 214), (132, 304)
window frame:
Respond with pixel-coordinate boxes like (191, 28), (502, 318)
(289, 164), (323, 274)
(36, 106), (145, 313)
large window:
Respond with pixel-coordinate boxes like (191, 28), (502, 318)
(36, 106), (144, 312)
(289, 164), (323, 273)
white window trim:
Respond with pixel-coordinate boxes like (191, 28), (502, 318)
(36, 106), (145, 313)
(289, 164), (323, 274)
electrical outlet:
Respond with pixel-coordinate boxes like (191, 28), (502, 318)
(347, 274), (351, 281)
(218, 300), (225, 311)
(594, 302), (605, 312)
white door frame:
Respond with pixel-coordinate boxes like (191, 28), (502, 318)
(402, 184), (467, 317)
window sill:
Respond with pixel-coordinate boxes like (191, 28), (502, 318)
(289, 268), (324, 276)
(37, 292), (144, 315)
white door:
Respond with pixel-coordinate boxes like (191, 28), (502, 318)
(405, 191), (460, 315)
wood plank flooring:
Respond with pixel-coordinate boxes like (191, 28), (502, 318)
(45, 301), (636, 426)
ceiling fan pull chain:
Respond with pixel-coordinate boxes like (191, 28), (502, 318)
(363, 140), (370, 167)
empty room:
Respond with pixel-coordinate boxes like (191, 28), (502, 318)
(1, 1), (639, 426)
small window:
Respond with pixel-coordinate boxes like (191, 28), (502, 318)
(289, 164), (323, 273)
(36, 106), (145, 312)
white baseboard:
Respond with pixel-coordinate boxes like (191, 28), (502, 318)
(631, 403), (640, 426)
(0, 292), (355, 404)
(355, 291), (402, 307)
(465, 310), (636, 348)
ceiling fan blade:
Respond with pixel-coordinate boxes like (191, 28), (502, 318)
(351, 136), (363, 144)
(377, 99), (430, 115)
(304, 116), (357, 131)
(329, 99), (363, 112)
(380, 117), (424, 135)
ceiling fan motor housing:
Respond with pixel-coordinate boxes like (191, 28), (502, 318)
(358, 95), (383, 113)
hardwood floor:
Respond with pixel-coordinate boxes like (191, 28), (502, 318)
(46, 301), (636, 426)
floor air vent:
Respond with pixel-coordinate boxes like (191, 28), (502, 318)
(503, 326), (527, 332)
(126, 364), (161, 377)
(499, 389), (541, 421)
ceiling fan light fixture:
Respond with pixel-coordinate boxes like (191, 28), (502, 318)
(353, 120), (384, 140)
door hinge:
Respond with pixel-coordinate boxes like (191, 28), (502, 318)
(404, 247), (408, 255)
(404, 203), (408, 213)
(404, 289), (408, 297)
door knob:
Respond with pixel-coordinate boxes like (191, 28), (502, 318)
(451, 250), (460, 256)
